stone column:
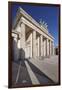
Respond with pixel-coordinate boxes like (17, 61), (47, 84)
(44, 38), (46, 56)
(12, 34), (19, 61)
(46, 38), (49, 56)
(40, 35), (43, 56)
(31, 33), (33, 57)
(51, 41), (52, 55)
(32, 30), (36, 58)
(50, 40), (52, 55)
(52, 41), (54, 55)
(20, 22), (26, 59)
(38, 36), (40, 57)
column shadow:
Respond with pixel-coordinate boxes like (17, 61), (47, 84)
(25, 59), (56, 85)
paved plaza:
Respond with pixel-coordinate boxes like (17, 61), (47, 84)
(28, 55), (59, 83)
(12, 55), (59, 86)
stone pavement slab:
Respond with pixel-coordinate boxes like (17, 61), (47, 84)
(29, 55), (59, 83)
(25, 60), (40, 85)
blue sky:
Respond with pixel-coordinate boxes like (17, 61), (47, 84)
(12, 3), (60, 47)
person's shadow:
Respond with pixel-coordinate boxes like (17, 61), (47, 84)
(19, 48), (25, 60)
(18, 48), (26, 67)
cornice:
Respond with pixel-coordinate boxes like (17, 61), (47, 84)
(13, 7), (54, 40)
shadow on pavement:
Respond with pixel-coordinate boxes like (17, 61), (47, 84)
(25, 59), (55, 85)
